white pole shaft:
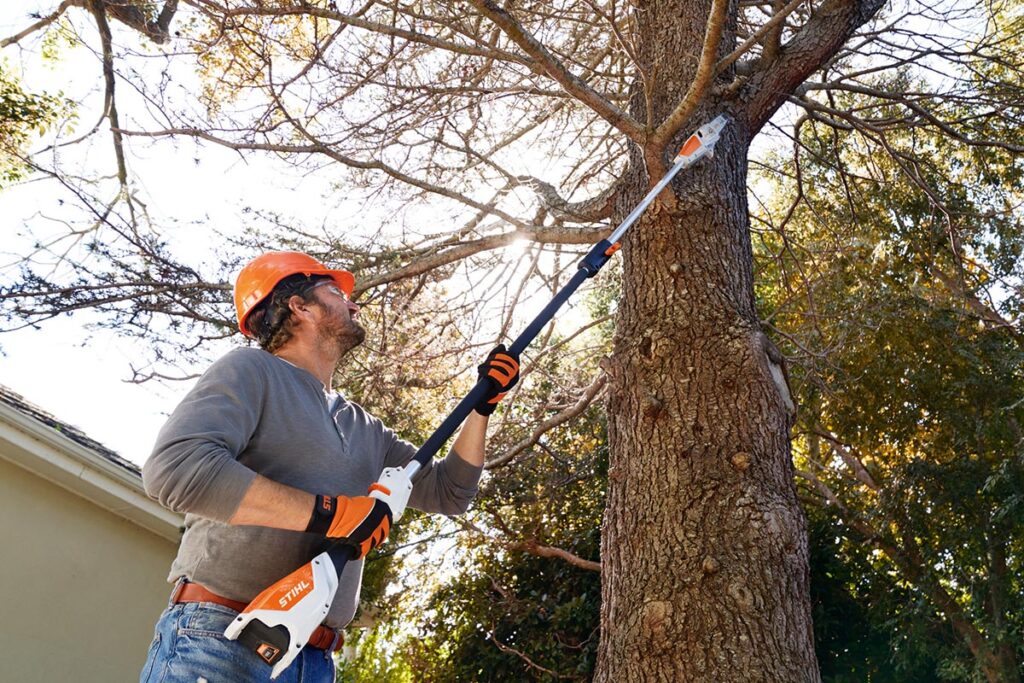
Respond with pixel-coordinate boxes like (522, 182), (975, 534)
(607, 156), (691, 245)
(606, 114), (728, 246)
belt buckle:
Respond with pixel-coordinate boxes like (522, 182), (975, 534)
(328, 629), (342, 653)
(169, 578), (187, 605)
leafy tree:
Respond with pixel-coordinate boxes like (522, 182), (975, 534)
(754, 64), (1024, 680)
(0, 62), (64, 188)
(4, 1), (1024, 679)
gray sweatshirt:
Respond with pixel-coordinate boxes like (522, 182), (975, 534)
(142, 347), (481, 627)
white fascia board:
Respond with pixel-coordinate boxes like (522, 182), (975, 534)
(0, 401), (183, 542)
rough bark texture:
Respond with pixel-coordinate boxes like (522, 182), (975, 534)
(595, 1), (819, 680)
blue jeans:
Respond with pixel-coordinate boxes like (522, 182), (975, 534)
(139, 601), (336, 683)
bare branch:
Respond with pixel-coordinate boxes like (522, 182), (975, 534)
(486, 372), (608, 469)
(488, 632), (575, 679)
(1, 1), (84, 48)
(508, 538), (601, 572)
(106, 0), (178, 43)
(738, 0), (888, 136)
(515, 175), (619, 223)
(189, 0), (531, 65)
(455, 516), (600, 574)
(466, 0), (645, 141)
(87, 0), (129, 189)
(116, 126), (542, 231)
(802, 80), (1024, 154)
(355, 226), (606, 293)
(716, 0), (805, 74)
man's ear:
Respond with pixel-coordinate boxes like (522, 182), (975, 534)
(287, 294), (315, 325)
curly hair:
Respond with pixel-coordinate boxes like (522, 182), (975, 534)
(245, 273), (332, 352)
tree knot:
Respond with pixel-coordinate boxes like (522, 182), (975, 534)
(731, 451), (752, 471)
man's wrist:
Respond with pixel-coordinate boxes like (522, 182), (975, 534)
(306, 494), (336, 535)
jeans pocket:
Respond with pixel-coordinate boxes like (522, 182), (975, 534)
(179, 604), (237, 639)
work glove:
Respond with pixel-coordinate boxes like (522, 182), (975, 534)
(305, 493), (392, 558)
(372, 467), (414, 523)
(304, 468), (414, 558)
(475, 344), (520, 416)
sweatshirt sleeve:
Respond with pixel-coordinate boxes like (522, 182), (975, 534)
(142, 349), (262, 522)
(381, 429), (482, 516)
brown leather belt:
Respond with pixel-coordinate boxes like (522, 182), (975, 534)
(171, 581), (344, 652)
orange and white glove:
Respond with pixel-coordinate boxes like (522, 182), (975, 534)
(304, 468), (413, 558)
(306, 493), (391, 558)
(475, 344), (520, 416)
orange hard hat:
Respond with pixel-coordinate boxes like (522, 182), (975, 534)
(234, 251), (355, 337)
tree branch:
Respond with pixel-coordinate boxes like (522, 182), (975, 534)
(648, 0), (730, 150)
(117, 126), (542, 231)
(190, 0), (530, 65)
(486, 372), (608, 469)
(514, 175), (619, 223)
(802, 80), (1024, 154)
(737, 0), (887, 137)
(355, 226), (605, 294)
(455, 516), (601, 574)
(716, 0), (805, 74)
(488, 632), (575, 679)
(508, 538), (601, 572)
(106, 0), (178, 44)
(88, 0), (129, 189)
(465, 0), (645, 141)
(1, 0), (84, 48)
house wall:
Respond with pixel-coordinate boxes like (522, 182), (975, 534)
(0, 456), (180, 681)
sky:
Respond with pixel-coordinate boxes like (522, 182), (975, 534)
(1, 0), (640, 468)
(0, 3), (536, 464)
(0, 6), (275, 463)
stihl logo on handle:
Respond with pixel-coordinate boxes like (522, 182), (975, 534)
(279, 580), (312, 608)
(225, 554), (339, 679)
(227, 115), (731, 679)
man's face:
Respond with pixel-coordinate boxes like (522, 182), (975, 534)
(311, 281), (365, 356)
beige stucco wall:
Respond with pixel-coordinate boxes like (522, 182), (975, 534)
(0, 456), (180, 682)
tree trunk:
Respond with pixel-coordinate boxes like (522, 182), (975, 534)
(985, 531), (1020, 683)
(595, 3), (820, 680)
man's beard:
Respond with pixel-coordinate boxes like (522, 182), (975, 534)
(319, 315), (366, 358)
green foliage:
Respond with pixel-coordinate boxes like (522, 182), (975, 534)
(335, 621), (416, 683)
(0, 62), (66, 188)
(809, 505), (953, 682)
(410, 426), (605, 682)
(753, 65), (1024, 680)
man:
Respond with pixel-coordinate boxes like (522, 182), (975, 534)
(140, 251), (518, 682)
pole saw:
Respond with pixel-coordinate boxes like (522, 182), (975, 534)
(224, 114), (730, 678)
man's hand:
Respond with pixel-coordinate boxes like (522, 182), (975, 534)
(306, 494), (391, 558)
(476, 344), (520, 416)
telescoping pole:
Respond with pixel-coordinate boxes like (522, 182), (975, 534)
(403, 113), (729, 479)
(225, 114), (730, 679)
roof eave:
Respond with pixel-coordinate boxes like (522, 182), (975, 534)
(0, 401), (183, 542)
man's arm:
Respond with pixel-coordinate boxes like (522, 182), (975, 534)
(450, 411), (488, 467)
(230, 473), (395, 558)
(228, 412), (494, 531)
(228, 475), (315, 530)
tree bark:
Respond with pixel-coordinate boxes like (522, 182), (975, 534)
(986, 530), (1021, 683)
(595, 2), (819, 680)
